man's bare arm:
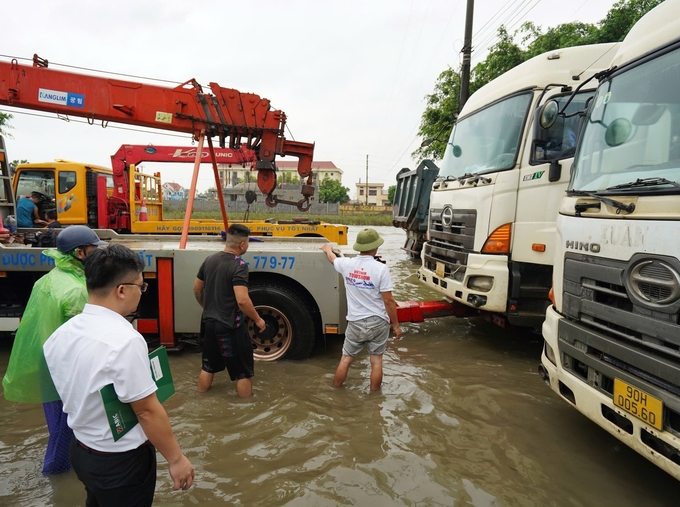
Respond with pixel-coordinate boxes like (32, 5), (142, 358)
(320, 243), (337, 265)
(234, 285), (266, 332)
(381, 291), (403, 339)
(130, 393), (194, 491)
(193, 278), (204, 308)
(32, 206), (46, 225)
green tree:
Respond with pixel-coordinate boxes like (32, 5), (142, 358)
(9, 159), (29, 177)
(411, 67), (460, 161)
(0, 112), (13, 138)
(277, 171), (300, 185)
(524, 21), (600, 58)
(596, 0), (662, 43)
(413, 0), (661, 164)
(318, 177), (350, 204)
(387, 185), (396, 205)
(469, 26), (525, 93)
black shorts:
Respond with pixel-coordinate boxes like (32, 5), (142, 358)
(201, 319), (254, 381)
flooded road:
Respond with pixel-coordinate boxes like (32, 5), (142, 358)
(0, 226), (678, 506)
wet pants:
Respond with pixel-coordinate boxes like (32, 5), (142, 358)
(42, 400), (73, 474)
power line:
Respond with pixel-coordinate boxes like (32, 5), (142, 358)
(472, 0), (544, 64)
(0, 53), (181, 86)
(471, 0), (534, 63)
(472, 0), (524, 44)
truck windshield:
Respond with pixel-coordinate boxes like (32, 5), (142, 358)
(571, 46), (680, 193)
(439, 92), (531, 179)
(15, 170), (56, 200)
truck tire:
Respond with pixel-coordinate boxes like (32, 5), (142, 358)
(247, 282), (317, 361)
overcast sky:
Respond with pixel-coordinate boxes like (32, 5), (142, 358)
(1, 0), (616, 199)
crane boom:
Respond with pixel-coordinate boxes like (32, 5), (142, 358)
(0, 54), (316, 209)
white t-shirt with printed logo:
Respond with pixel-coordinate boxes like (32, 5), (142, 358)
(333, 255), (394, 322)
(44, 304), (157, 452)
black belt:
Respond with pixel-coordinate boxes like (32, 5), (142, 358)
(76, 439), (150, 455)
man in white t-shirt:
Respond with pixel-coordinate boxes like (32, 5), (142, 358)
(321, 228), (403, 391)
(44, 244), (194, 506)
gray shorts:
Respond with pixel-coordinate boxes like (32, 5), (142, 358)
(342, 316), (389, 356)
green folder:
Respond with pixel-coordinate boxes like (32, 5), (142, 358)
(100, 346), (175, 442)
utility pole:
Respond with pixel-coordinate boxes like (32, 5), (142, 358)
(365, 154), (369, 206)
(459, 0), (474, 112)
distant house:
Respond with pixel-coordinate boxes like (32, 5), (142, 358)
(217, 160), (343, 187)
(355, 182), (388, 206)
(162, 182), (186, 201)
(273, 161), (343, 185)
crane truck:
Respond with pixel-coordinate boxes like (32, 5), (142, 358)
(0, 54), (463, 360)
(538, 0), (680, 479)
(415, 42), (618, 328)
(12, 143), (347, 243)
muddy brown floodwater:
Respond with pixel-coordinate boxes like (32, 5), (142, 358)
(0, 226), (678, 506)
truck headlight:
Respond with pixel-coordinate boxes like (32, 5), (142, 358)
(544, 341), (556, 366)
(467, 275), (494, 292)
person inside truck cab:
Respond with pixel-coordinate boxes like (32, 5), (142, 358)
(45, 209), (61, 229)
(17, 191), (47, 228)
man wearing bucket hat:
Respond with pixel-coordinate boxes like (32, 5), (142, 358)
(321, 228), (403, 391)
(2, 226), (106, 474)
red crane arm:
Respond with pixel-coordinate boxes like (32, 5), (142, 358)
(0, 55), (315, 209)
(110, 144), (257, 202)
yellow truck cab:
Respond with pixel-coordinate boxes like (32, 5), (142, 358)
(13, 160), (112, 227)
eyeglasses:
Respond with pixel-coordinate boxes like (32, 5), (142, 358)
(118, 282), (148, 293)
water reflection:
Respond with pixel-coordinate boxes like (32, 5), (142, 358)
(0, 226), (678, 506)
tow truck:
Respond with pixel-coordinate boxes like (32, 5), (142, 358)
(12, 143), (347, 243)
(0, 54), (464, 360)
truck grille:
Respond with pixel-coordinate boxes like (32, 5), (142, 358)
(422, 208), (476, 281)
(562, 252), (680, 396)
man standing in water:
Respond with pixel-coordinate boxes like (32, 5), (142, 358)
(194, 224), (266, 396)
(321, 228), (403, 391)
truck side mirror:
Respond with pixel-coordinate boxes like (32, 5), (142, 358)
(539, 100), (560, 129)
(533, 107), (552, 145)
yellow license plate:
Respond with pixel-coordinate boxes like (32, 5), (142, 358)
(435, 262), (445, 278)
(613, 378), (663, 430)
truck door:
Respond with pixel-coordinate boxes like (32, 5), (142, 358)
(54, 169), (85, 225)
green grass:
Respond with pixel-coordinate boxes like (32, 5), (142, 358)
(164, 210), (394, 226)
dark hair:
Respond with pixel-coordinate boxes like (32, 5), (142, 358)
(45, 209), (57, 220)
(227, 224), (250, 238)
(84, 244), (144, 293)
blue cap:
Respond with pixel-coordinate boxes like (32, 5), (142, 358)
(56, 226), (107, 253)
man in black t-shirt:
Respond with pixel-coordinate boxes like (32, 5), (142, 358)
(193, 224), (266, 396)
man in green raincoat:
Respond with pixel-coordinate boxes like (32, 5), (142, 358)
(2, 226), (106, 474)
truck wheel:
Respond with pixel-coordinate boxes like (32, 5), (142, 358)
(247, 283), (317, 361)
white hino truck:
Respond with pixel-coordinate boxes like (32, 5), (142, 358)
(538, 0), (680, 479)
(417, 43), (618, 328)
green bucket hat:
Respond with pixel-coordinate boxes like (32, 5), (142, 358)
(353, 228), (385, 252)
